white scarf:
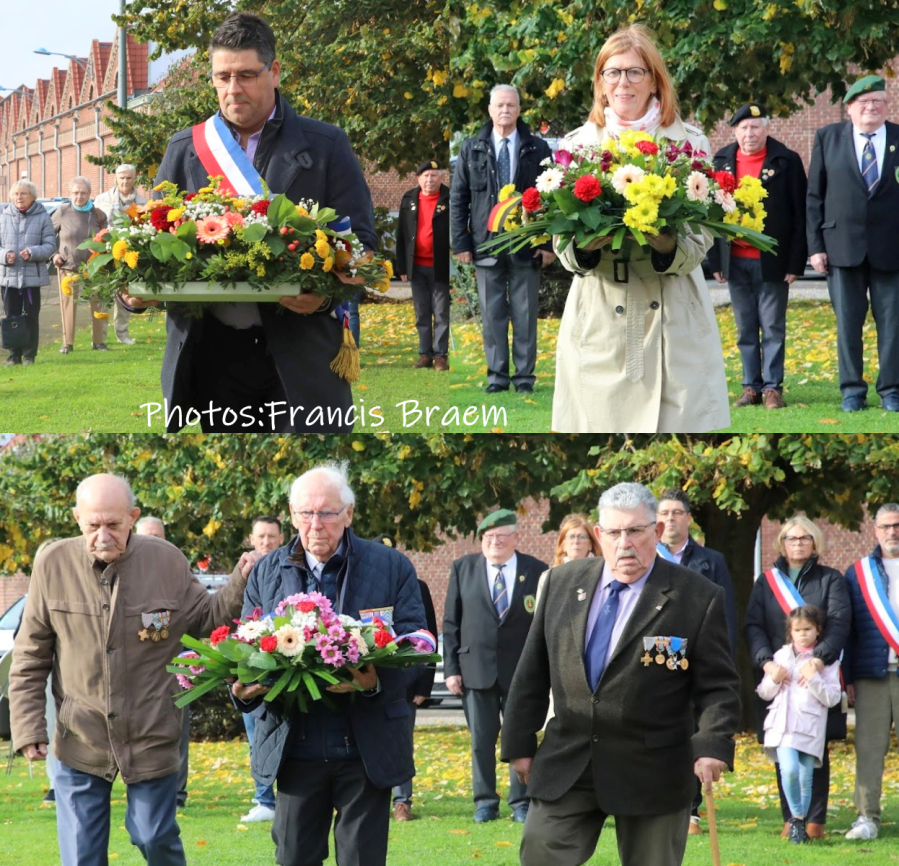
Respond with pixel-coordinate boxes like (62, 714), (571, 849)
(603, 96), (662, 137)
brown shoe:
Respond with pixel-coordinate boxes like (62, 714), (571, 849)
(413, 355), (432, 369)
(394, 801), (413, 821)
(433, 357), (449, 372)
(688, 817), (702, 835)
(806, 822), (825, 838)
(733, 387), (762, 407)
(763, 388), (785, 409)
(781, 821), (791, 838)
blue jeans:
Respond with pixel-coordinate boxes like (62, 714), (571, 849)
(777, 746), (816, 818)
(243, 713), (276, 809)
(55, 761), (185, 866)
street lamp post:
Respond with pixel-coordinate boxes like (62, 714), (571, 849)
(119, 0), (128, 109)
(33, 49), (88, 70)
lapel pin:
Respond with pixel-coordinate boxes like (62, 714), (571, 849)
(655, 605), (662, 610)
(576, 588), (587, 601)
(891, 145), (896, 153)
(519, 574), (525, 582)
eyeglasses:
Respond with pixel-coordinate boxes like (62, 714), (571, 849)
(598, 523), (655, 540)
(875, 522), (899, 533)
(210, 60), (274, 89)
(565, 533), (591, 542)
(855, 98), (887, 107)
(657, 509), (688, 518)
(784, 535), (814, 544)
(483, 531), (517, 543)
(295, 505), (347, 525)
(599, 67), (649, 84)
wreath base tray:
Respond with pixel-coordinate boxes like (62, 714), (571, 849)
(129, 281), (305, 303)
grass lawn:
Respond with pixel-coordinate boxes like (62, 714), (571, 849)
(1, 727), (897, 865)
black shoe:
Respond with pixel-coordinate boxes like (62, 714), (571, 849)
(5, 356), (21, 367)
(43, 789), (55, 803)
(59, 344), (73, 355)
(841, 395), (867, 412)
(882, 394), (899, 412)
(92, 343), (109, 351)
(515, 383), (534, 393)
(484, 384), (509, 394)
(473, 806), (499, 823)
(512, 804), (529, 823)
(788, 817), (809, 844)
(22, 357), (34, 366)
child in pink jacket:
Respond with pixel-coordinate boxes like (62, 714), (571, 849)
(757, 605), (842, 845)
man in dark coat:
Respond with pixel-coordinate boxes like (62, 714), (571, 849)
(232, 464), (427, 866)
(501, 483), (740, 866)
(126, 12), (376, 433)
(707, 103), (807, 410)
(395, 161), (450, 371)
(807, 74), (899, 413)
(443, 508), (548, 823)
(450, 85), (554, 394)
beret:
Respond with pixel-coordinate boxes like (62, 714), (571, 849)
(729, 103), (767, 126)
(373, 534), (396, 547)
(477, 508), (517, 535)
(844, 75), (886, 104)
(416, 160), (441, 175)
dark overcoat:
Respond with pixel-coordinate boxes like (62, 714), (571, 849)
(395, 183), (450, 284)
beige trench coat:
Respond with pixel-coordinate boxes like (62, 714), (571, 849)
(551, 118), (731, 433)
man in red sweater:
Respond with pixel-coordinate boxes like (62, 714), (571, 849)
(396, 161), (451, 371)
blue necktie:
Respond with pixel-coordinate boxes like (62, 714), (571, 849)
(585, 580), (627, 691)
(862, 132), (879, 195)
(497, 137), (511, 189)
(492, 564), (509, 622)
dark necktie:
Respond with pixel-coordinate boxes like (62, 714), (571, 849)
(316, 560), (340, 607)
(862, 132), (879, 195)
(585, 580), (627, 691)
(492, 565), (509, 622)
(497, 137), (511, 189)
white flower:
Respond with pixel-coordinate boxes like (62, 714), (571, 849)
(714, 189), (736, 213)
(339, 614), (363, 629)
(611, 165), (645, 195)
(685, 171), (710, 203)
(275, 624), (305, 657)
(290, 611), (317, 630)
(350, 628), (370, 655)
(535, 167), (566, 192)
(236, 621), (268, 641)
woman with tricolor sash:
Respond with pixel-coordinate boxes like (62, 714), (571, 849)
(744, 515), (850, 839)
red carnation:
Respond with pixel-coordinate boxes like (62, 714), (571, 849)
(573, 174), (602, 202)
(713, 170), (737, 194)
(183, 193), (197, 202)
(521, 188), (543, 213)
(149, 205), (173, 231)
(259, 635), (278, 653)
(209, 625), (231, 646)
(298, 601), (316, 613)
(635, 140), (659, 155)
(250, 200), (271, 216)
(374, 629), (393, 648)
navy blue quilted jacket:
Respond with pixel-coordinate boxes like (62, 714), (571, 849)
(239, 529), (426, 788)
(843, 546), (899, 683)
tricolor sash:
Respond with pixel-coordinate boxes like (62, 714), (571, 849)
(395, 629), (437, 653)
(191, 114), (266, 198)
(853, 556), (899, 656)
(763, 567), (805, 614)
(656, 543), (677, 563)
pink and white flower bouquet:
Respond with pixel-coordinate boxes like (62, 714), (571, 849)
(167, 591), (438, 713)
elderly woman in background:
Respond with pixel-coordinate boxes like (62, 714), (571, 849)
(51, 177), (109, 355)
(744, 515), (850, 839)
(0, 180), (56, 367)
(552, 24), (729, 433)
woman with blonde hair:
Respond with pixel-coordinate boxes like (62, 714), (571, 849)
(552, 24), (729, 433)
(551, 513), (600, 566)
(744, 515), (850, 839)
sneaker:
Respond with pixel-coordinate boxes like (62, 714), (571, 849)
(117, 336), (136, 345)
(845, 816), (878, 840)
(394, 801), (413, 821)
(5, 356), (21, 367)
(733, 387), (762, 407)
(788, 817), (809, 844)
(241, 803), (276, 822)
(22, 357), (34, 366)
(688, 815), (702, 835)
(763, 388), (785, 409)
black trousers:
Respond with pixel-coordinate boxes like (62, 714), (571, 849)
(273, 758), (390, 866)
(776, 744), (830, 824)
(2, 285), (41, 360)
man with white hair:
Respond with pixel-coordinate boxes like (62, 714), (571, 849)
(10, 473), (254, 866)
(134, 516), (166, 539)
(232, 462), (428, 866)
(502, 482), (740, 866)
(94, 164), (147, 345)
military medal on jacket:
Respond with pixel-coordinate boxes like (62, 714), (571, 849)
(139, 610), (171, 642)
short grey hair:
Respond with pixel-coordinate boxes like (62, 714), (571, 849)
(70, 175), (91, 193)
(875, 503), (899, 523)
(598, 482), (658, 521)
(490, 83), (520, 104)
(115, 164), (137, 176)
(11, 179), (38, 197)
(290, 461), (355, 508)
(75, 474), (135, 510)
(135, 516), (165, 536)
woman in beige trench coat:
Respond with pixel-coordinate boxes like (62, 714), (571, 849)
(551, 25), (730, 433)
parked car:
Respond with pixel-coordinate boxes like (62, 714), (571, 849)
(0, 594), (27, 739)
(423, 632), (462, 709)
(37, 197), (70, 216)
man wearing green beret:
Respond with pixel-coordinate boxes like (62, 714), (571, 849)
(443, 508), (548, 823)
(807, 74), (899, 413)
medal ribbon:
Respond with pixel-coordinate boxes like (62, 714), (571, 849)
(855, 556), (899, 657)
(191, 114), (266, 197)
(656, 543), (677, 563)
(763, 567), (805, 615)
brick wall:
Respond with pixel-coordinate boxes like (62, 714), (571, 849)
(366, 166), (450, 212)
(0, 575), (29, 614)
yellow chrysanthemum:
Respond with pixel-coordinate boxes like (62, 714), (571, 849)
(623, 201), (659, 234)
(231, 199), (246, 210)
(296, 206), (309, 217)
(93, 311), (110, 320)
(618, 129), (655, 158)
(299, 253), (315, 270)
(112, 239), (129, 261)
(315, 229), (328, 242)
(660, 175), (678, 197)
(315, 239), (331, 259)
(498, 183), (517, 201)
(124, 251), (139, 269)
(60, 274), (78, 296)
(322, 256), (334, 273)
(167, 208), (185, 222)
(383, 259), (394, 279)
(723, 210), (741, 225)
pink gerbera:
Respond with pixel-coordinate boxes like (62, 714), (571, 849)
(195, 215), (230, 244)
(223, 211), (245, 228)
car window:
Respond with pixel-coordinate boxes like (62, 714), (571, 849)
(0, 596), (25, 631)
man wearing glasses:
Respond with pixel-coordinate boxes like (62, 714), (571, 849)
(502, 483), (739, 866)
(842, 503), (899, 840)
(130, 12), (376, 433)
(807, 74), (899, 413)
(443, 508), (548, 823)
(231, 463), (428, 866)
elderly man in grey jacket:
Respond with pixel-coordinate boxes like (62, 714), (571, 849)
(1, 180), (56, 366)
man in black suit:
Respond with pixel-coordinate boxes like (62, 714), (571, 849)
(396, 161), (450, 371)
(807, 74), (899, 413)
(707, 103), (807, 410)
(502, 483), (739, 866)
(443, 508), (548, 823)
(125, 12), (376, 432)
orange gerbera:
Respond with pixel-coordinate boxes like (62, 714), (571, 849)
(195, 215), (230, 245)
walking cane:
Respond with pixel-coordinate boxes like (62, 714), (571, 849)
(705, 783), (722, 866)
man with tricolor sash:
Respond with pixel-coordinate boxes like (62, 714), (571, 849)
(130, 12), (376, 432)
(842, 503), (899, 841)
